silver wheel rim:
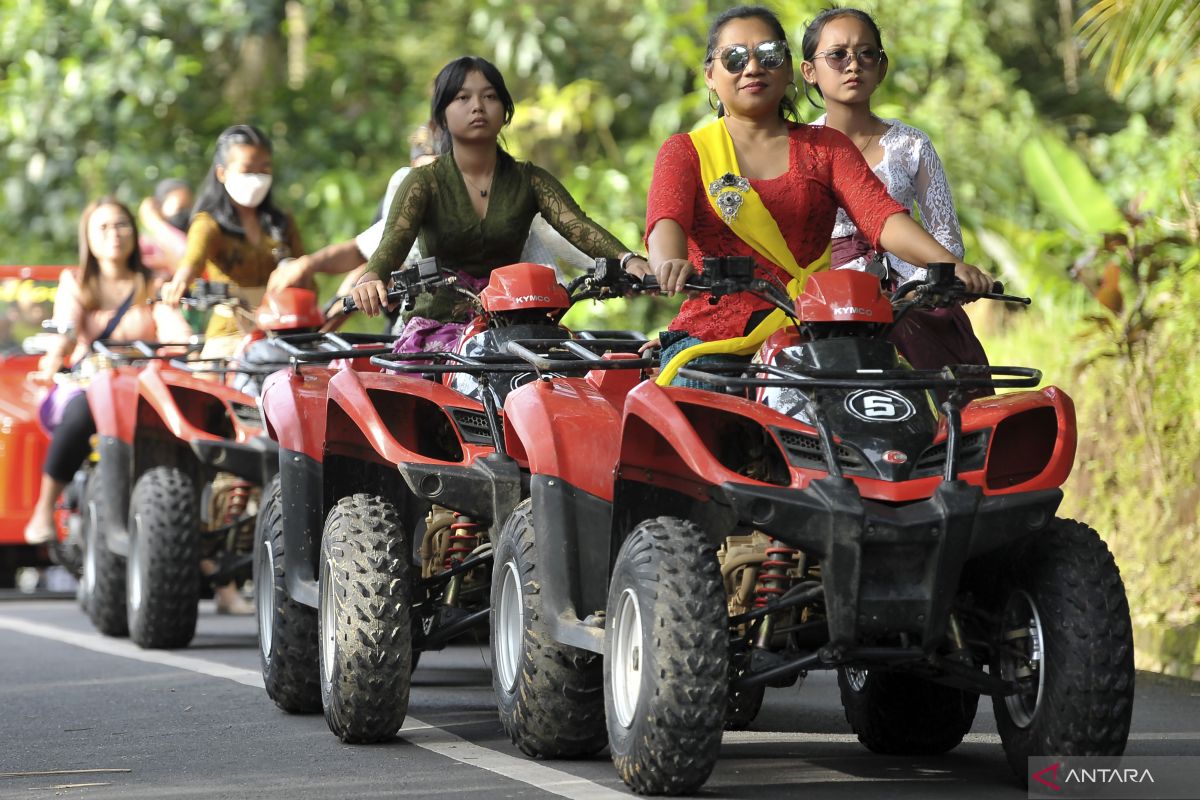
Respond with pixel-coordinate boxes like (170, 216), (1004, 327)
(82, 500), (98, 597)
(256, 540), (275, 660)
(127, 515), (142, 613)
(1000, 589), (1046, 728)
(319, 553), (336, 693)
(496, 561), (524, 693)
(611, 587), (644, 729)
(845, 666), (869, 692)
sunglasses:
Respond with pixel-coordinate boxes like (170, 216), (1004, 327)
(710, 40), (790, 73)
(811, 46), (886, 71)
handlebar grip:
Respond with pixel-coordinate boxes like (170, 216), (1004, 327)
(990, 280), (1004, 295)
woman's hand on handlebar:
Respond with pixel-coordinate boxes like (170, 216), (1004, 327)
(349, 276), (390, 317)
(653, 258), (696, 296)
(160, 273), (189, 306)
(953, 262), (993, 297)
(622, 256), (652, 280)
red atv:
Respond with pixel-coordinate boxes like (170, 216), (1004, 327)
(490, 259), (1133, 795)
(81, 282), (323, 648)
(254, 257), (649, 742)
(0, 264), (71, 587)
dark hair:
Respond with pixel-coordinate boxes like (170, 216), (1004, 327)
(76, 197), (153, 312)
(704, 5), (799, 122)
(429, 57), (516, 154)
(800, 7), (886, 108)
(191, 124), (289, 245)
(153, 178), (190, 206)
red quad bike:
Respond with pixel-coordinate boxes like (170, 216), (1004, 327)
(491, 258), (1134, 795)
(254, 257), (649, 742)
(0, 264), (71, 587)
(82, 282), (323, 648)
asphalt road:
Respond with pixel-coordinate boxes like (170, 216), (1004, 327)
(1, 595), (1197, 800)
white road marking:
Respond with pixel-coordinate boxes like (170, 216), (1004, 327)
(0, 615), (629, 799)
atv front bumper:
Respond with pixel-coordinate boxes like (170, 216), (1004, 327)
(712, 477), (1062, 651)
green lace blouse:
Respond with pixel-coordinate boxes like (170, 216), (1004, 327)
(366, 148), (629, 321)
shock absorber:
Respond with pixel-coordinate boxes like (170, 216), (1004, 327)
(220, 478), (254, 553)
(443, 514), (481, 606)
(754, 539), (797, 648)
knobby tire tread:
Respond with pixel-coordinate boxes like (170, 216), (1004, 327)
(257, 475), (320, 713)
(606, 517), (728, 796)
(127, 466), (199, 649)
(492, 500), (606, 758)
(321, 493), (412, 743)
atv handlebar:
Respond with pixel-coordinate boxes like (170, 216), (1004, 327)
(340, 257), (447, 315)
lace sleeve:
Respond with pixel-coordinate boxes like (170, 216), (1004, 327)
(913, 136), (964, 260)
(366, 168), (431, 281)
(825, 130), (907, 249)
(645, 135), (699, 241)
(529, 166), (628, 259)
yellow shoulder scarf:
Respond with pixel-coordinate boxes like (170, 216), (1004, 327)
(656, 118), (830, 386)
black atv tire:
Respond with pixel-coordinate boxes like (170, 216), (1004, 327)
(319, 493), (412, 743)
(83, 467), (128, 637)
(991, 518), (1134, 784)
(127, 466), (200, 649)
(724, 684), (766, 731)
(255, 474), (320, 713)
(604, 517), (727, 796)
(837, 666), (979, 754)
(491, 500), (606, 758)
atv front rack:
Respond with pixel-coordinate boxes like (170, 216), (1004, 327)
(92, 339), (200, 366)
(271, 331), (400, 365)
(677, 361), (1041, 393)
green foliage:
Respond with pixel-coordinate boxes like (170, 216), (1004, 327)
(1077, 0), (1200, 100)
(1019, 134), (1125, 235)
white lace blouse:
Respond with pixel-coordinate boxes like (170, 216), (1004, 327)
(813, 115), (964, 281)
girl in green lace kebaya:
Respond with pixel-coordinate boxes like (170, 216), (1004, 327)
(349, 56), (649, 331)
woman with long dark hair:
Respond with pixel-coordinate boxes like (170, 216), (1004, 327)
(25, 198), (190, 545)
(349, 56), (647, 343)
(161, 124), (305, 346)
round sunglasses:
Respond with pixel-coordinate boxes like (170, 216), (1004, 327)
(710, 40), (790, 73)
(810, 46), (886, 71)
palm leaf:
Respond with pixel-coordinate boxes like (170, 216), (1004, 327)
(1076, 0), (1200, 95)
(1018, 134), (1125, 235)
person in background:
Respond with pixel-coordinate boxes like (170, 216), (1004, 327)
(24, 199), (191, 549)
(266, 125), (440, 309)
(643, 5), (992, 386)
(138, 178), (194, 276)
(161, 124), (305, 352)
(348, 56), (647, 349)
(801, 6), (990, 390)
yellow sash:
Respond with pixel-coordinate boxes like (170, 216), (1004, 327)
(656, 119), (830, 386)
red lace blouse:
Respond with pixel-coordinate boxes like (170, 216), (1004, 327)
(646, 123), (907, 341)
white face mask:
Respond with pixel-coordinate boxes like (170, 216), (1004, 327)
(223, 171), (273, 207)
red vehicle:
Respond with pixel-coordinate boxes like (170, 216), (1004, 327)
(488, 260), (1134, 795)
(0, 264), (70, 587)
(81, 283), (323, 648)
(254, 258), (648, 741)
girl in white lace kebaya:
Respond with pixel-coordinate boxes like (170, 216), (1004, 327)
(799, 7), (991, 392)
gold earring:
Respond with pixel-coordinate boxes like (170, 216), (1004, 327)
(708, 88), (719, 111)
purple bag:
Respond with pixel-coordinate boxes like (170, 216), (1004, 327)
(37, 383), (84, 436)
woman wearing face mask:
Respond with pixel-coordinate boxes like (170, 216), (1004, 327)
(161, 125), (305, 344)
(645, 5), (993, 386)
(349, 56), (647, 342)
